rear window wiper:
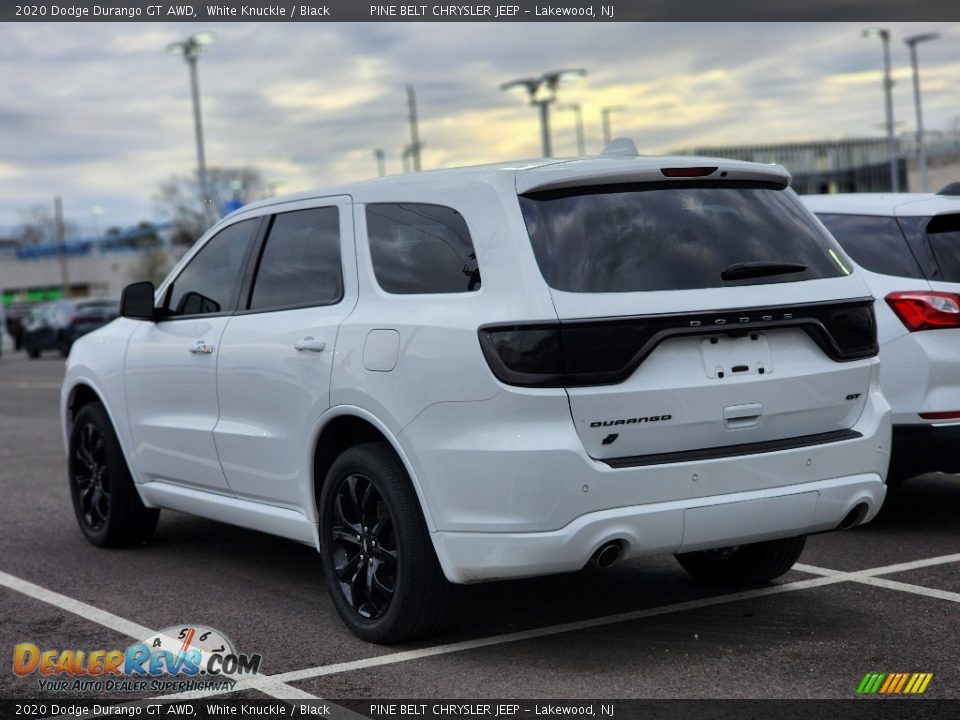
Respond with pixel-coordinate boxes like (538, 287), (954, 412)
(721, 261), (808, 281)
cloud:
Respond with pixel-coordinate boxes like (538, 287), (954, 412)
(0, 21), (958, 231)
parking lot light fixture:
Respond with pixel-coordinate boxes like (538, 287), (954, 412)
(167, 32), (217, 228)
(501, 69), (587, 158)
(862, 27), (899, 192)
(601, 105), (627, 146)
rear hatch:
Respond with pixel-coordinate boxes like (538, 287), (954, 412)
(483, 165), (878, 462)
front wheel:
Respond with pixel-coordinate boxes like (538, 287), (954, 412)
(319, 443), (452, 643)
(675, 535), (806, 587)
(68, 403), (159, 547)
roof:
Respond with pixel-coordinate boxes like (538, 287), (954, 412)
(802, 193), (960, 218)
(233, 152), (792, 218)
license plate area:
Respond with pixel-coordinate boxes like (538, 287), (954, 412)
(700, 332), (773, 380)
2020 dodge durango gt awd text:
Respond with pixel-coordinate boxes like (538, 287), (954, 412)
(61, 149), (891, 643)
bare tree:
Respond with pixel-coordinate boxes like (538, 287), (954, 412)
(14, 205), (79, 245)
(153, 167), (267, 247)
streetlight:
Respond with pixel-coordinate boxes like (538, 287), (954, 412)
(863, 28), (899, 192)
(373, 148), (386, 177)
(601, 105), (627, 146)
(558, 103), (586, 156)
(905, 32), (940, 192)
(167, 32), (217, 227)
(501, 69), (587, 157)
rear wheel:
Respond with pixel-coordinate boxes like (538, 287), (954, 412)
(675, 536), (806, 586)
(57, 333), (72, 357)
(25, 341), (39, 359)
(68, 403), (159, 547)
(319, 443), (451, 643)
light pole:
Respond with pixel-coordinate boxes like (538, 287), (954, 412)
(501, 69), (587, 157)
(905, 32), (940, 192)
(863, 28), (899, 192)
(374, 148), (386, 177)
(167, 32), (217, 227)
(601, 105), (627, 146)
(558, 103), (586, 156)
(406, 85), (423, 172)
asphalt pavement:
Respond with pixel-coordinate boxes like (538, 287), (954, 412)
(1, 351), (958, 704)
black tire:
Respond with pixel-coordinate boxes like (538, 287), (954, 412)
(57, 333), (71, 357)
(675, 535), (806, 587)
(25, 341), (40, 359)
(319, 442), (452, 644)
(68, 403), (159, 547)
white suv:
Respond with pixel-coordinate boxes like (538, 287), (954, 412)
(62, 148), (891, 642)
(803, 190), (960, 484)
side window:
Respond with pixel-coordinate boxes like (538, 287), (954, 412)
(365, 203), (480, 294)
(816, 213), (924, 279)
(248, 207), (343, 311)
(166, 219), (258, 318)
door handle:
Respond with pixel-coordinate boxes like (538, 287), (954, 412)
(294, 337), (326, 353)
(189, 342), (215, 355)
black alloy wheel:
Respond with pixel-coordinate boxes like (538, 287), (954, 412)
(319, 443), (452, 643)
(72, 422), (111, 532)
(329, 472), (398, 620)
(68, 403), (159, 547)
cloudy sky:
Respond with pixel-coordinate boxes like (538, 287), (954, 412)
(1, 21), (958, 235)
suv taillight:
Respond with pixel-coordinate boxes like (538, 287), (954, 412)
(886, 292), (960, 331)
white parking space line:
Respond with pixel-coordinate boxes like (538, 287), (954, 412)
(6, 552), (960, 704)
(0, 569), (153, 639)
(796, 552), (960, 579)
(0, 570), (317, 702)
(0, 381), (62, 390)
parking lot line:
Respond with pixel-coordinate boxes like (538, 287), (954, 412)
(0, 569), (318, 701)
(5, 551), (960, 704)
(0, 569), (153, 639)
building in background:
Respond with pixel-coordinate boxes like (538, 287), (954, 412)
(679, 138), (908, 194)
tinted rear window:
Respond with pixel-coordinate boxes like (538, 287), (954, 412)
(519, 182), (848, 293)
(366, 203), (480, 294)
(925, 214), (960, 283)
(815, 214), (923, 279)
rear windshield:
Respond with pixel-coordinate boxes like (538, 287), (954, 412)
(519, 182), (849, 293)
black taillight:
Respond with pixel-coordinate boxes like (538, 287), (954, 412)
(477, 325), (564, 387)
(812, 303), (878, 360)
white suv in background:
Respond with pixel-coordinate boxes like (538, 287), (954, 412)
(804, 188), (960, 484)
(62, 146), (890, 643)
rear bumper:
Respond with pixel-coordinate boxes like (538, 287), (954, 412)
(891, 422), (960, 477)
(433, 473), (885, 583)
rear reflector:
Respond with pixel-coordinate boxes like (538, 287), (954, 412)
(886, 291), (960, 331)
(919, 411), (960, 420)
(660, 167), (718, 178)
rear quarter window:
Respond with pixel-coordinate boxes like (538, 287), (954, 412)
(815, 213), (924, 279)
(519, 182), (848, 293)
(365, 203), (480, 294)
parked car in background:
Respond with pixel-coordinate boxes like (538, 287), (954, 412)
(23, 299), (119, 358)
(803, 187), (960, 484)
(63, 150), (890, 643)
(5, 301), (37, 351)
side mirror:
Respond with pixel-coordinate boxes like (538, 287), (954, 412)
(120, 281), (157, 321)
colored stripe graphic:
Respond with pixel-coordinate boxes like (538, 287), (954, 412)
(858, 672), (933, 694)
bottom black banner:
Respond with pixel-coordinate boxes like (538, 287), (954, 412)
(3, 699), (958, 720)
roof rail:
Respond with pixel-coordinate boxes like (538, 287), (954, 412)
(600, 138), (639, 157)
(936, 182), (960, 196)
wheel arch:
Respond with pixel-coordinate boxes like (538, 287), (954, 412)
(308, 407), (437, 546)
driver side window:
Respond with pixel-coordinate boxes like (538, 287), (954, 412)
(165, 219), (258, 318)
